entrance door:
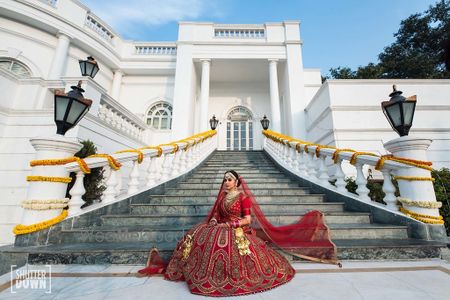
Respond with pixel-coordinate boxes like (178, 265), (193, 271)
(226, 106), (253, 151)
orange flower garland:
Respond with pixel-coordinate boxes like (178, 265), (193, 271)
(114, 149), (144, 163)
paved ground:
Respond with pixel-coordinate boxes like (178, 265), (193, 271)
(1, 260), (449, 299)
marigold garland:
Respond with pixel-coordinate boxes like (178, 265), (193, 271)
(159, 143), (179, 154)
(397, 197), (442, 209)
(349, 152), (380, 165)
(315, 145), (336, 158)
(30, 157), (90, 174)
(139, 146), (163, 157)
(26, 176), (72, 183)
(114, 149), (144, 163)
(88, 154), (122, 170)
(399, 206), (444, 224)
(375, 154), (433, 171)
(13, 209), (69, 235)
(393, 176), (435, 182)
(332, 149), (356, 163)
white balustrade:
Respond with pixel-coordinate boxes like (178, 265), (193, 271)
(85, 14), (114, 43)
(61, 132), (217, 216)
(98, 100), (147, 142)
(135, 45), (177, 55)
(214, 28), (265, 38)
(261, 134), (440, 222)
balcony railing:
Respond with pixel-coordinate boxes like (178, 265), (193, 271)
(135, 45), (177, 55)
(85, 14), (114, 43)
(214, 28), (265, 39)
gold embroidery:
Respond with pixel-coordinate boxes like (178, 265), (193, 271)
(234, 227), (251, 256)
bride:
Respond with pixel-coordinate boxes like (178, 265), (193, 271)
(138, 170), (339, 297)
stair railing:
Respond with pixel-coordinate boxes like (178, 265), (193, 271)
(262, 130), (444, 226)
(14, 130), (218, 236)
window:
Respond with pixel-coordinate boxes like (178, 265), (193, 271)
(0, 59), (31, 78)
(146, 101), (173, 130)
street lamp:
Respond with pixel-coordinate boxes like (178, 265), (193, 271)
(54, 81), (92, 135)
(381, 85), (417, 137)
(78, 56), (99, 79)
(209, 115), (219, 130)
(260, 115), (270, 130)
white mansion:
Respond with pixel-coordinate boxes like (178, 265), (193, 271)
(0, 0), (449, 245)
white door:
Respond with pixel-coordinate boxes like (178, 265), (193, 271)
(226, 107), (254, 151)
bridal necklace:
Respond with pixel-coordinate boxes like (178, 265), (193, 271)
(225, 188), (239, 202)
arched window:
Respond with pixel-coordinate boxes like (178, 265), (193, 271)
(0, 59), (31, 78)
(146, 101), (173, 130)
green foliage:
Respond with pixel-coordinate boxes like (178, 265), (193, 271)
(329, 0), (450, 79)
(344, 176), (399, 205)
(432, 168), (450, 234)
(66, 140), (106, 208)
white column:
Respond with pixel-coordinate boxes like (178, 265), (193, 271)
(21, 136), (82, 225)
(48, 32), (71, 79)
(110, 70), (124, 101)
(268, 59), (281, 132)
(199, 59), (211, 132)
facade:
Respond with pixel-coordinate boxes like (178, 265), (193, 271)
(0, 0), (449, 246)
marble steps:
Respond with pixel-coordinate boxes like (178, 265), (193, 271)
(126, 202), (344, 216)
(133, 194), (323, 204)
(174, 182), (299, 189)
(189, 173), (288, 179)
(4, 238), (443, 265)
(194, 169), (284, 175)
(100, 211), (370, 227)
(162, 188), (310, 197)
(183, 177), (293, 183)
(96, 212), (372, 227)
(58, 223), (409, 244)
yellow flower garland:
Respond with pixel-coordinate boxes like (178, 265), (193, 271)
(375, 154), (433, 171)
(399, 206), (444, 224)
(13, 209), (69, 235)
(349, 152), (380, 165)
(29, 157), (91, 174)
(397, 197), (442, 209)
(88, 154), (122, 170)
(332, 149), (356, 163)
(114, 149), (144, 163)
(315, 145), (336, 158)
(393, 176), (435, 182)
(139, 146), (163, 157)
(26, 176), (72, 183)
(159, 143), (179, 154)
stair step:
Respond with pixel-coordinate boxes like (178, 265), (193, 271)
(195, 170), (283, 174)
(4, 238), (443, 265)
(183, 178), (293, 183)
(60, 223), (407, 244)
(190, 173), (287, 179)
(135, 194), (323, 204)
(175, 182), (299, 189)
(127, 202), (344, 215)
(96, 212), (372, 227)
(164, 188), (310, 196)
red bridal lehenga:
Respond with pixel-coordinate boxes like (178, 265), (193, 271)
(138, 175), (339, 297)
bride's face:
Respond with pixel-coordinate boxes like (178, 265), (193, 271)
(223, 176), (237, 190)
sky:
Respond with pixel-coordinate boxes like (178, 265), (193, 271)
(81, 0), (438, 77)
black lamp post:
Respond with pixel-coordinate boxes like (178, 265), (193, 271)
(54, 81), (92, 135)
(209, 115), (219, 130)
(381, 85), (417, 137)
(260, 115), (270, 130)
(78, 56), (99, 79)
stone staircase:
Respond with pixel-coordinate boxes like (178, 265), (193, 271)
(2, 150), (445, 266)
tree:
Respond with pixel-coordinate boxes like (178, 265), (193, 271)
(328, 0), (450, 79)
